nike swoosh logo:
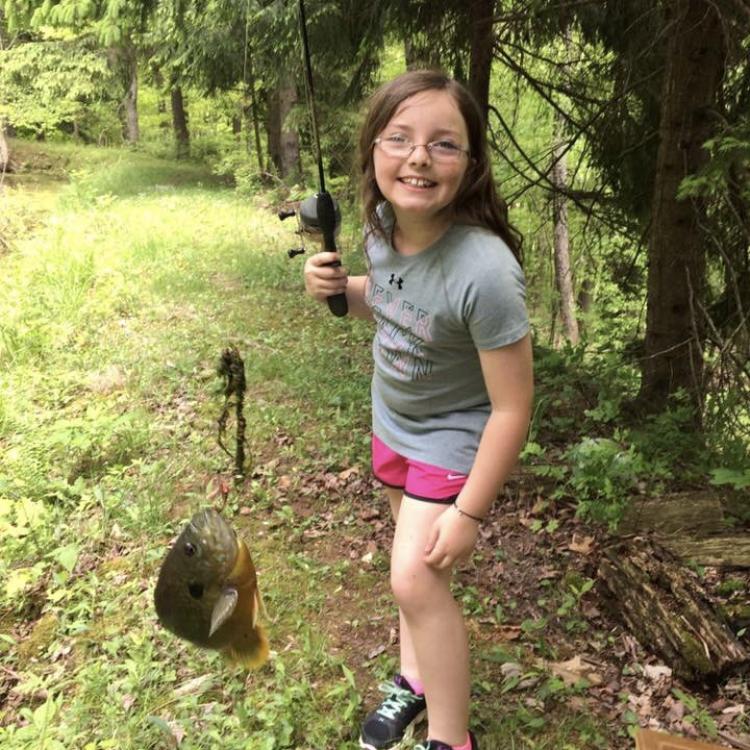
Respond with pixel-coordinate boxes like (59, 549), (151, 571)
(446, 474), (467, 480)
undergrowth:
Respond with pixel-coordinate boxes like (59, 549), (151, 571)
(1, 142), (743, 749)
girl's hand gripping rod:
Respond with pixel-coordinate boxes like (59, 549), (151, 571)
(296, 0), (348, 317)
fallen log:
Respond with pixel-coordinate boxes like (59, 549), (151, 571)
(598, 536), (749, 683)
(620, 493), (726, 537)
(620, 493), (750, 569)
(636, 729), (750, 750)
(665, 536), (750, 569)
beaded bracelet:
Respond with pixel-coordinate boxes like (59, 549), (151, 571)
(452, 502), (484, 523)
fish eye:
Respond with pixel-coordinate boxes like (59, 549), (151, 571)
(184, 542), (197, 557)
(188, 582), (204, 599)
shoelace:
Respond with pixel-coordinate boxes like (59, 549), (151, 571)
(374, 681), (421, 721)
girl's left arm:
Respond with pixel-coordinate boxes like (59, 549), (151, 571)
(424, 334), (534, 569)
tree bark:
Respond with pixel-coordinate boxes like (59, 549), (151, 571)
(550, 25), (579, 344)
(0, 120), (10, 175)
(468, 0), (494, 123)
(244, 51), (264, 170)
(266, 88), (281, 176)
(637, 0), (725, 418)
(170, 85), (190, 159)
(598, 538), (749, 682)
(552, 111), (580, 345)
(279, 79), (300, 181)
(121, 45), (140, 144)
(267, 75), (300, 181)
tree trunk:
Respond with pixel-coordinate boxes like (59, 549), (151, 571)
(121, 45), (140, 144)
(468, 0), (494, 123)
(637, 0), (725, 418)
(552, 111), (580, 345)
(0, 120), (10, 174)
(244, 53), (264, 170)
(266, 88), (281, 176)
(170, 85), (190, 159)
(279, 79), (300, 181)
(267, 76), (300, 181)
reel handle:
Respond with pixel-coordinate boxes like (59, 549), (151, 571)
(316, 191), (348, 317)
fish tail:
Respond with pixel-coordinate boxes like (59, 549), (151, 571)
(223, 623), (270, 669)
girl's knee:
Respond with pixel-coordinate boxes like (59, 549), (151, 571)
(390, 560), (446, 613)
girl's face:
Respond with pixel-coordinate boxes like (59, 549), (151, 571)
(373, 89), (471, 228)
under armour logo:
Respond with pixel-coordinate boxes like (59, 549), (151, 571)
(388, 274), (404, 290)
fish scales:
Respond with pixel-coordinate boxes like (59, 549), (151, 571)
(154, 509), (269, 668)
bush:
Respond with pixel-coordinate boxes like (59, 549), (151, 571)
(0, 36), (119, 143)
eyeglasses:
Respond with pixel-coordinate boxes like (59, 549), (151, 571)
(374, 135), (470, 162)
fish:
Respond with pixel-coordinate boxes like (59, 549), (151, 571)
(154, 508), (269, 668)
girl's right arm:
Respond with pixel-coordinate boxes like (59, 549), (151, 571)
(303, 251), (373, 320)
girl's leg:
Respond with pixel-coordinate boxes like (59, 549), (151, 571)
(390, 497), (470, 746)
(383, 487), (421, 687)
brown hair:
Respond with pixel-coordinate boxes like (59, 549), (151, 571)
(358, 69), (522, 261)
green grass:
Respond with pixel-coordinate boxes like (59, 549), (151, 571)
(0, 142), (619, 749)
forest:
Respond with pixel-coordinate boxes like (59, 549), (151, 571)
(1, 1), (749, 749)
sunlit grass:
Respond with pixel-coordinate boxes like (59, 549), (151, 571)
(0, 143), (619, 749)
(0, 144), (375, 749)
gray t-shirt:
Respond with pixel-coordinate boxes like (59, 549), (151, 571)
(364, 218), (529, 474)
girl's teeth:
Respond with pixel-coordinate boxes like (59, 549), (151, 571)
(402, 177), (433, 187)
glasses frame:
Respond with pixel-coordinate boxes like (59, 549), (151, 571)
(373, 137), (471, 161)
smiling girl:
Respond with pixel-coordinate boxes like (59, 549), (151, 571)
(303, 70), (533, 750)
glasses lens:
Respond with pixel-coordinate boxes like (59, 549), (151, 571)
(376, 138), (467, 161)
(429, 142), (463, 161)
(379, 138), (411, 157)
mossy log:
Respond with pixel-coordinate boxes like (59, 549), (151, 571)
(619, 493), (726, 537)
(665, 536), (750, 569)
(598, 537), (749, 683)
(620, 493), (750, 568)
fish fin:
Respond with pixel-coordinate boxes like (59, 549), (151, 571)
(209, 587), (238, 638)
(223, 623), (270, 670)
(256, 585), (275, 624)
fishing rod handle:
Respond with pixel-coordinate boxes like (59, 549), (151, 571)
(316, 191), (348, 317)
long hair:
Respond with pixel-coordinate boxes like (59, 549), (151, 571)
(358, 69), (522, 262)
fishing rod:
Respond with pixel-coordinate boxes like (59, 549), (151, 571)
(278, 0), (348, 318)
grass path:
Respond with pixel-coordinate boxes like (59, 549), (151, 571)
(0, 144), (618, 749)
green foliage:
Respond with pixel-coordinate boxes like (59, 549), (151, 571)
(710, 467), (750, 490)
(566, 436), (647, 526)
(671, 689), (719, 737)
(677, 120), (750, 203)
(526, 344), (744, 529)
(0, 36), (119, 141)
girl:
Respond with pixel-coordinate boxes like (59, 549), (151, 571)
(303, 70), (533, 750)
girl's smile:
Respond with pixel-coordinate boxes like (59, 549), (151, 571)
(373, 90), (470, 238)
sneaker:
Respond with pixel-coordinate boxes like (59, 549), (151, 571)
(414, 731), (479, 750)
(359, 674), (427, 749)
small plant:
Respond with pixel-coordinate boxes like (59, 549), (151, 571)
(672, 688), (719, 736)
(565, 435), (647, 528)
(710, 467), (750, 490)
(556, 576), (595, 632)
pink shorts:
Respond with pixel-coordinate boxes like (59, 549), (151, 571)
(371, 435), (468, 503)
